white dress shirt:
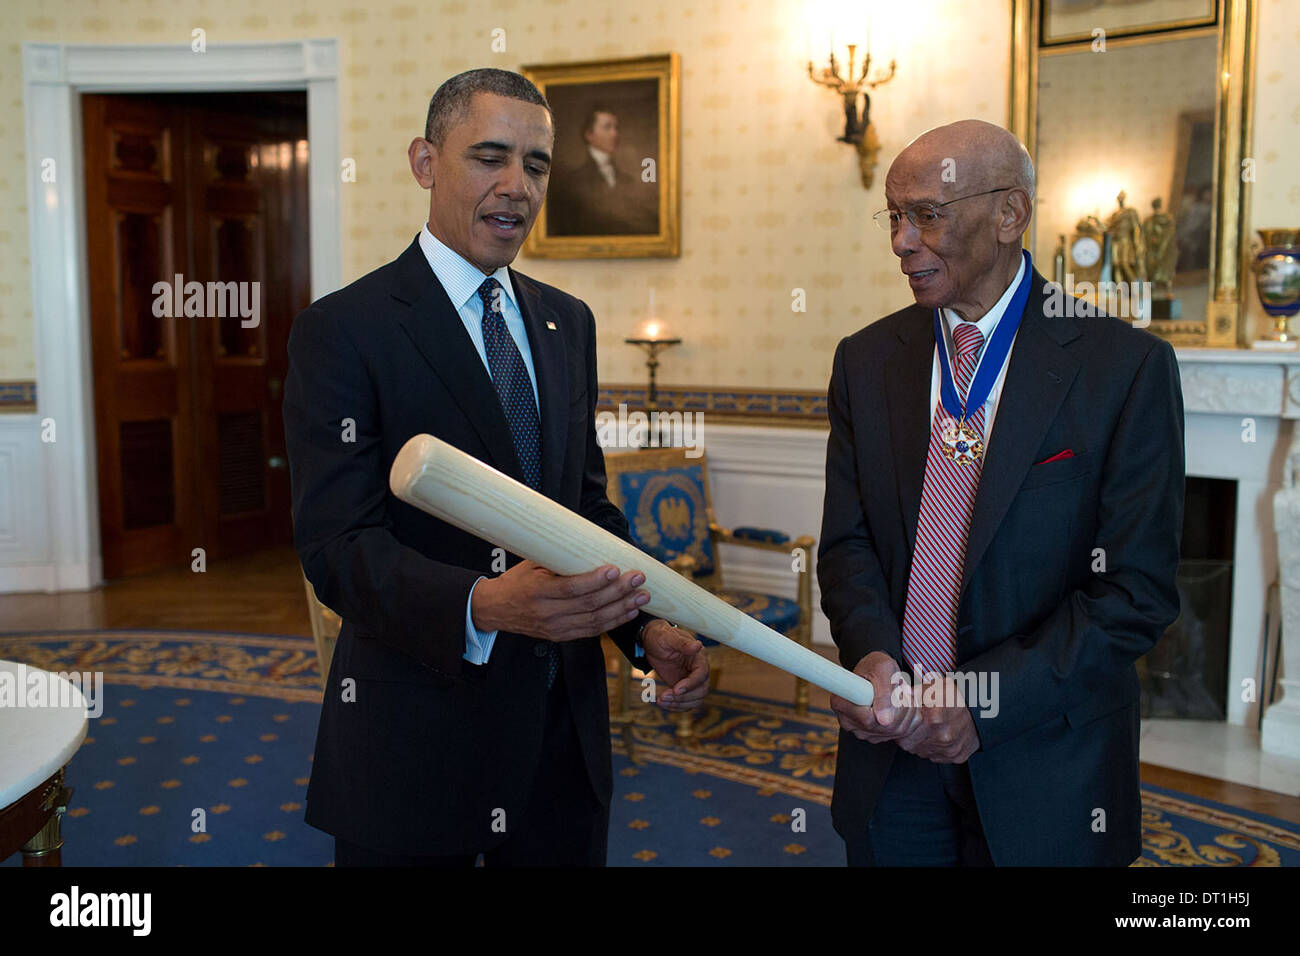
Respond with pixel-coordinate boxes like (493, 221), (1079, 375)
(417, 224), (540, 665)
(588, 145), (617, 188)
(927, 253), (1026, 442)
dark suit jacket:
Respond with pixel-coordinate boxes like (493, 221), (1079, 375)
(818, 268), (1185, 866)
(546, 155), (658, 237)
(283, 236), (652, 857)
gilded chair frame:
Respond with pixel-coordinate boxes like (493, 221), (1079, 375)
(302, 572), (341, 692)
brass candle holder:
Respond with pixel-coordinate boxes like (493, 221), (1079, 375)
(625, 318), (681, 412)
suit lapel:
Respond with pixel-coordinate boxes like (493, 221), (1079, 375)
(510, 269), (568, 499)
(884, 307), (937, 555)
(389, 238), (523, 480)
(960, 270), (1081, 595)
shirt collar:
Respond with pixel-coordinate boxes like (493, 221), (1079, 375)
(588, 145), (614, 168)
(418, 224), (518, 314)
(942, 252), (1027, 341)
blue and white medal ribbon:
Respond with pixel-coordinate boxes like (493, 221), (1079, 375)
(933, 250), (1034, 465)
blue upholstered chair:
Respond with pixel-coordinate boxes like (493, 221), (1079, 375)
(603, 447), (815, 739)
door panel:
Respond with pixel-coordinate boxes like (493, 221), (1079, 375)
(84, 92), (308, 579)
(185, 96), (307, 559)
(84, 95), (195, 579)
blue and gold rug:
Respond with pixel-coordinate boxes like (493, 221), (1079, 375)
(1, 630), (1296, 867)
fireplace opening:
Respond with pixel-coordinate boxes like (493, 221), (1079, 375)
(1138, 476), (1235, 720)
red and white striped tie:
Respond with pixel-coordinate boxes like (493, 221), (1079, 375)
(900, 321), (986, 677)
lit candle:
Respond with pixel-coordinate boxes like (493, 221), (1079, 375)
(632, 316), (673, 341)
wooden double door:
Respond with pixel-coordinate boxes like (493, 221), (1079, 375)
(83, 92), (310, 579)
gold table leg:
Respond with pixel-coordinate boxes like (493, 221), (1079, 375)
(21, 768), (71, 867)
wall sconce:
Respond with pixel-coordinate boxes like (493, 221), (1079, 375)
(625, 307), (680, 412)
(806, 3), (897, 189)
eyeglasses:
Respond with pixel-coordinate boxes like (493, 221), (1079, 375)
(873, 187), (1016, 231)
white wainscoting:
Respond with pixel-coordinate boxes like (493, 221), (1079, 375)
(0, 413), (66, 596)
(699, 425), (834, 646)
(600, 423), (836, 647)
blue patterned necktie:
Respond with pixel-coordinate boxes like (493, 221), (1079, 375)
(477, 277), (555, 685)
(478, 278), (542, 490)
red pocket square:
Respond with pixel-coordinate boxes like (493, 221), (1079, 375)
(1035, 449), (1074, 465)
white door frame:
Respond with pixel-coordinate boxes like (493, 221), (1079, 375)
(15, 39), (341, 592)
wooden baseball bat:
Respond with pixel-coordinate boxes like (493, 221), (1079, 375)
(389, 433), (874, 705)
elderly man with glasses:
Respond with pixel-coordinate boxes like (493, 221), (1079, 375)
(818, 119), (1185, 866)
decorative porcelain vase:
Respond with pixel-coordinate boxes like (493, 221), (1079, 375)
(1252, 229), (1300, 345)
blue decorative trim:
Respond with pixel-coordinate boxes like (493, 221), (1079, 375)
(599, 384), (827, 423)
(0, 380), (37, 412)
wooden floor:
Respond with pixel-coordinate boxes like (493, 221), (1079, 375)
(3, 545), (1297, 826)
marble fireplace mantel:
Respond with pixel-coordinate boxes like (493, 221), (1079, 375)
(1175, 347), (1300, 416)
(1171, 347), (1299, 757)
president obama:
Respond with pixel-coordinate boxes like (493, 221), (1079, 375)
(284, 68), (708, 866)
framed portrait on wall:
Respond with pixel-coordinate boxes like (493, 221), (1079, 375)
(522, 53), (680, 259)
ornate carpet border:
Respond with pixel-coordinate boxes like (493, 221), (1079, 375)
(0, 629), (315, 649)
(1141, 787), (1300, 850)
(0, 630), (322, 703)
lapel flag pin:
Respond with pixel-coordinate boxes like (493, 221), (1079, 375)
(546, 321), (557, 330)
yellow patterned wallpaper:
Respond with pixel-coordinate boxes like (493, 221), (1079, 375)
(0, 0), (1296, 389)
(0, 0), (1008, 391)
(1244, 0), (1300, 342)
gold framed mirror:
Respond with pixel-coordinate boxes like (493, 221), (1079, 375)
(1010, 0), (1258, 347)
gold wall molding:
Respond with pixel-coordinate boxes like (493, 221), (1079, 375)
(1009, 0), (1258, 346)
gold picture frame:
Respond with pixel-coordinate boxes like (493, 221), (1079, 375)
(1168, 109), (1216, 290)
(522, 53), (680, 259)
(1041, 0), (1217, 47)
(1010, 0), (1258, 346)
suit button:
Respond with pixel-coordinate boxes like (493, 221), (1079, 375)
(534, 644), (549, 657)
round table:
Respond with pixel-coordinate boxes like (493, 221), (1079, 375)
(0, 660), (89, 865)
